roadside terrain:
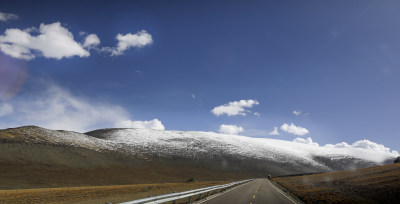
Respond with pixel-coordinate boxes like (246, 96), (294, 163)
(273, 163), (400, 204)
(0, 126), (397, 190)
(0, 126), (250, 190)
(0, 181), (227, 204)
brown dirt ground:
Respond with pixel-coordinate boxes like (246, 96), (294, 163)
(273, 163), (400, 204)
(0, 181), (228, 204)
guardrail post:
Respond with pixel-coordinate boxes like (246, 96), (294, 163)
(188, 196), (192, 203)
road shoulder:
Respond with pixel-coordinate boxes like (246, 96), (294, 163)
(270, 179), (305, 204)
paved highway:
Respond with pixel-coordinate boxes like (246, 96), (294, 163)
(198, 178), (297, 204)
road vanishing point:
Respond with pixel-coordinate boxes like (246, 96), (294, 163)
(198, 178), (298, 204)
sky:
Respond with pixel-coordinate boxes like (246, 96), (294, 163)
(0, 0), (399, 153)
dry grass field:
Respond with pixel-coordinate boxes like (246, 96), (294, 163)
(0, 181), (228, 204)
(273, 163), (400, 204)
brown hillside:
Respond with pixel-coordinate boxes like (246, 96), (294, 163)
(0, 126), (250, 190)
(273, 163), (400, 204)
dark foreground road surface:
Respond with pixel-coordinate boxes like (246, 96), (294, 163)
(199, 178), (297, 204)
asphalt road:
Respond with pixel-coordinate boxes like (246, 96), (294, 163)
(199, 178), (297, 204)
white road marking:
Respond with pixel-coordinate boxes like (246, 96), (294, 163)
(268, 180), (298, 204)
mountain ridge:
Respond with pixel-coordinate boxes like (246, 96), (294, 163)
(0, 126), (397, 189)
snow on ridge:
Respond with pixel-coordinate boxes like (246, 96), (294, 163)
(19, 126), (114, 151)
(26, 126), (395, 166)
(102, 128), (397, 164)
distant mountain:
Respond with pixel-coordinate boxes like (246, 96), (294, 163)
(0, 126), (396, 189)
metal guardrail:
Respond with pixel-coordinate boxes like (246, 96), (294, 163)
(118, 179), (253, 204)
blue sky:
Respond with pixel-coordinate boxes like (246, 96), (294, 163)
(0, 0), (400, 152)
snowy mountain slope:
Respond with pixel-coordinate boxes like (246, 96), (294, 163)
(2, 126), (110, 150)
(85, 128), (398, 174)
(1, 126), (397, 177)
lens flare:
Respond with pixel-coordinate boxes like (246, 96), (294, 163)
(0, 53), (28, 100)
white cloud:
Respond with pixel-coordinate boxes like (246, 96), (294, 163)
(83, 34), (100, 48)
(324, 142), (351, 148)
(294, 137), (399, 156)
(102, 30), (153, 56)
(3, 83), (129, 132)
(0, 22), (153, 60)
(211, 99), (259, 116)
(253, 112), (261, 117)
(192, 94), (196, 98)
(0, 82), (168, 132)
(351, 139), (398, 154)
(0, 11), (18, 22)
(269, 126), (280, 135)
(293, 110), (301, 116)
(115, 119), (165, 130)
(218, 124), (244, 135)
(0, 103), (13, 116)
(293, 137), (319, 146)
(0, 22), (90, 60)
(280, 123), (309, 136)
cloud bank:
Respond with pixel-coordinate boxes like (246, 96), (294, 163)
(0, 82), (167, 132)
(294, 137), (399, 155)
(293, 137), (319, 146)
(218, 124), (244, 135)
(0, 83), (130, 132)
(115, 119), (165, 130)
(280, 123), (309, 136)
(211, 99), (259, 116)
(324, 139), (397, 155)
